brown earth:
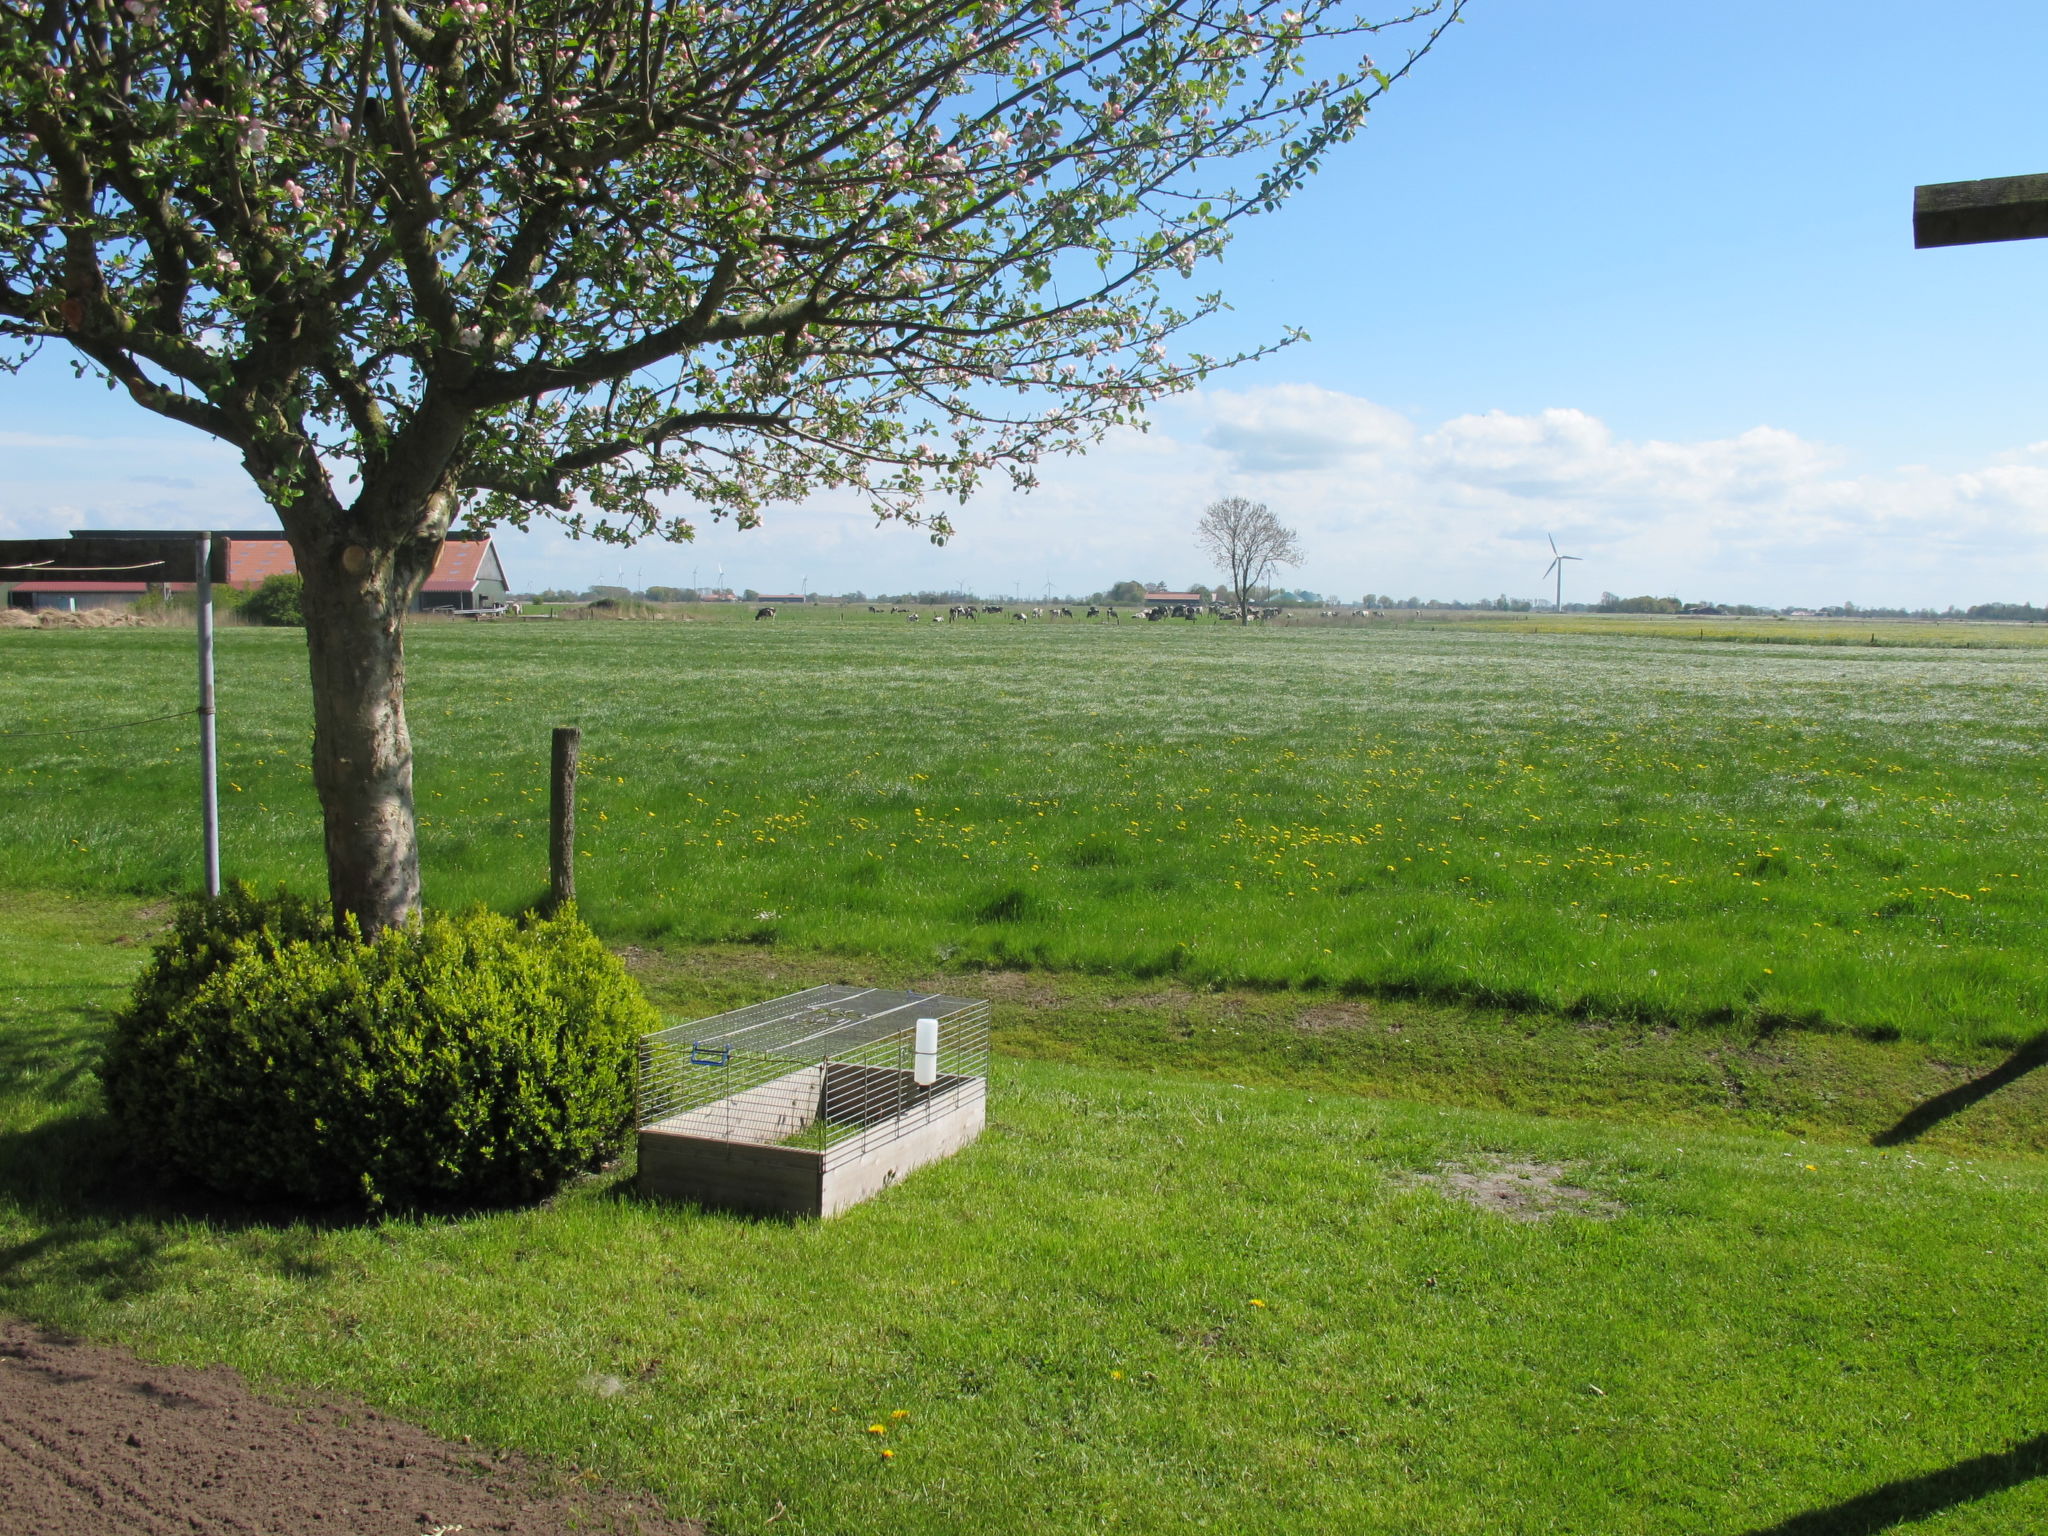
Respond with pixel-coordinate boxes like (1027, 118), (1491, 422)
(1413, 1159), (1623, 1223)
(0, 1318), (701, 1536)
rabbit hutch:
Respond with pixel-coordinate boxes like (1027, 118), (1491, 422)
(636, 985), (990, 1217)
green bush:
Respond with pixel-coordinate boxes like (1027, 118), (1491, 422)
(241, 573), (305, 626)
(101, 885), (656, 1209)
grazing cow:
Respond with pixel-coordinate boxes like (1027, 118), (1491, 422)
(1012, 611), (1027, 621)
(754, 605), (775, 620)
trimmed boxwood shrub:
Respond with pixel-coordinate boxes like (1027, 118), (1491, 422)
(101, 885), (656, 1209)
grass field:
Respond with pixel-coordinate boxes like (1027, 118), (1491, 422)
(1378, 609), (2048, 650)
(4, 889), (2047, 1536)
(8, 614), (2048, 1531)
(5, 612), (2048, 1048)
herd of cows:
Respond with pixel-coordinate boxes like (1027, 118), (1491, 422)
(751, 601), (1297, 623)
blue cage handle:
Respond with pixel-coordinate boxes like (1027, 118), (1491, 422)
(689, 1042), (731, 1067)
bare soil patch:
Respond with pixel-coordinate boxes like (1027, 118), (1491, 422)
(939, 969), (1063, 1007)
(0, 1317), (700, 1536)
(1107, 988), (1203, 1012)
(1415, 1160), (1622, 1223)
(1292, 1001), (1388, 1035)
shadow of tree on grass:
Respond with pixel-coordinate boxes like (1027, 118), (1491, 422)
(1739, 1434), (2048, 1535)
(1872, 1030), (2048, 1146)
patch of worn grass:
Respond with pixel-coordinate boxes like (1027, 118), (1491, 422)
(5, 892), (2048, 1534)
(6, 618), (2048, 1048)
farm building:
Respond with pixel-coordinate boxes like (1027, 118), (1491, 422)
(4, 529), (508, 612)
(1143, 590), (1206, 605)
(413, 534), (510, 612)
(753, 593), (809, 604)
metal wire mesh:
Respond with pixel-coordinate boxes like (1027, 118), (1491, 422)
(637, 985), (990, 1165)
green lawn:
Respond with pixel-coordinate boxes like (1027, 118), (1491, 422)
(4, 888), (2047, 1535)
(5, 615), (2048, 1047)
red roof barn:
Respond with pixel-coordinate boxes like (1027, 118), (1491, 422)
(4, 530), (509, 613)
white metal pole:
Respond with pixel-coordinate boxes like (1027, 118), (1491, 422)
(196, 532), (220, 899)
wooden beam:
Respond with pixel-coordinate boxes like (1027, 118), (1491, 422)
(1914, 173), (2048, 249)
(0, 536), (229, 582)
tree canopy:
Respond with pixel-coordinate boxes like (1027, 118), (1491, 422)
(0, 0), (1459, 931)
(2, 0), (1458, 540)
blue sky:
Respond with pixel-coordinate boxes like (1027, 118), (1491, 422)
(7, 0), (2048, 605)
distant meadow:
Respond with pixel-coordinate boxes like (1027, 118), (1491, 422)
(5, 610), (2046, 1049)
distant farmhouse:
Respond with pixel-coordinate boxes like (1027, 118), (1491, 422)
(3, 529), (508, 613)
(1144, 590), (1205, 604)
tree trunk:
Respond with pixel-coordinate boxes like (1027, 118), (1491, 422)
(290, 524), (440, 937)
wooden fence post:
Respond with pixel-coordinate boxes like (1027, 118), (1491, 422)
(550, 726), (580, 910)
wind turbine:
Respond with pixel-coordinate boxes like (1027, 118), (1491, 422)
(1542, 535), (1582, 612)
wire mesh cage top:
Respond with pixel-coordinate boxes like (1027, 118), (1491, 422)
(637, 985), (990, 1165)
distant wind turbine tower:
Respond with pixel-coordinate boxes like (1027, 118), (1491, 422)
(1542, 535), (1582, 612)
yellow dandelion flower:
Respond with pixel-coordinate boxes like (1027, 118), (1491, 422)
(890, 1409), (910, 1420)
(1249, 1298), (1267, 1308)
(867, 1424), (887, 1435)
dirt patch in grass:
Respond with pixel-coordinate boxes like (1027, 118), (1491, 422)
(1109, 987), (1207, 1011)
(1415, 1160), (1623, 1223)
(1293, 1001), (1391, 1034)
(0, 1317), (701, 1535)
(940, 968), (1064, 1007)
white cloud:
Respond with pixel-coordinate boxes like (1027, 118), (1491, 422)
(9, 386), (2048, 608)
(1193, 383), (1413, 472)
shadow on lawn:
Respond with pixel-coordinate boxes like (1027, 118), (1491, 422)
(0, 1096), (370, 1310)
(1739, 1433), (2048, 1535)
(1871, 1030), (2048, 1147)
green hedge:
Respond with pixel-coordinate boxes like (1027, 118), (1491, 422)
(101, 886), (656, 1209)
(241, 573), (305, 626)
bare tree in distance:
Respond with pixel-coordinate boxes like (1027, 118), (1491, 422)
(1197, 496), (1301, 622)
(0, 0), (1461, 934)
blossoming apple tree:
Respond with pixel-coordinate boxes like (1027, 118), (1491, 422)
(0, 0), (1459, 933)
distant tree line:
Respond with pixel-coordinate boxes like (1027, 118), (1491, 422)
(519, 586), (2048, 619)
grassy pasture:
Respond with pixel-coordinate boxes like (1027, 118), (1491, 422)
(6, 611), (2048, 1048)
(1366, 609), (2048, 650)
(4, 889), (2047, 1536)
(5, 611), (2048, 1050)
